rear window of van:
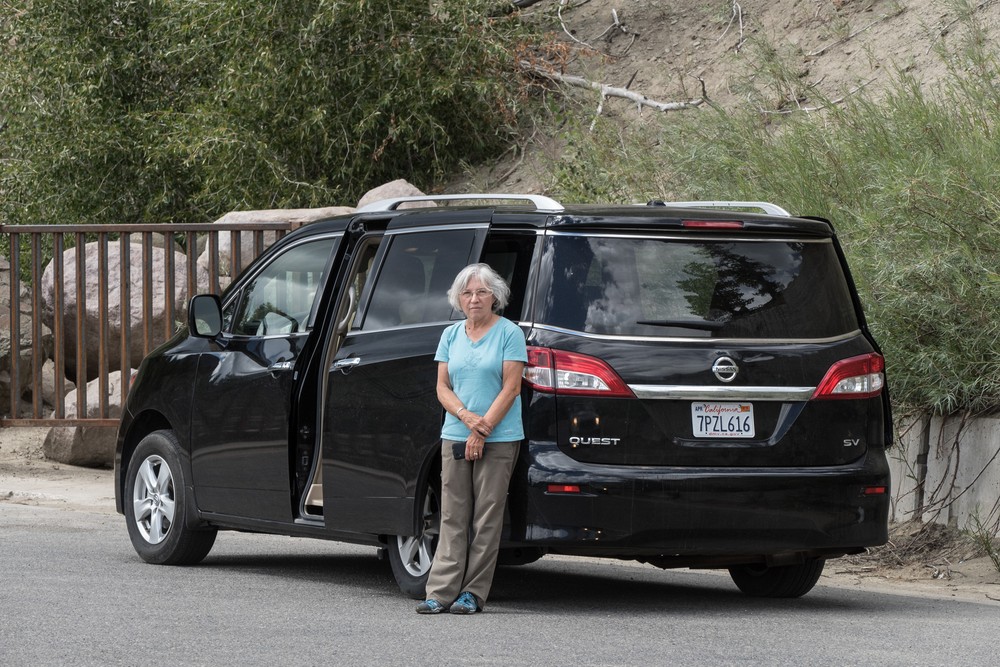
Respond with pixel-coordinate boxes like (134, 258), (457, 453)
(534, 234), (860, 339)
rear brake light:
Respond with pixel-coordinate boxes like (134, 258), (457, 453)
(811, 353), (885, 400)
(682, 220), (744, 229)
(547, 484), (581, 494)
(524, 347), (634, 398)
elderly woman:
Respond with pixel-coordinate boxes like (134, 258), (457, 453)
(415, 263), (527, 615)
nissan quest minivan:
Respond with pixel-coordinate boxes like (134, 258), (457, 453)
(115, 195), (891, 599)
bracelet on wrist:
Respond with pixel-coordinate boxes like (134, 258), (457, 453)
(457, 407), (466, 417)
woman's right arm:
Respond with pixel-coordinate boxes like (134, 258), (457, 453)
(436, 362), (465, 418)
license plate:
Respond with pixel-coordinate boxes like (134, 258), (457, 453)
(691, 402), (755, 438)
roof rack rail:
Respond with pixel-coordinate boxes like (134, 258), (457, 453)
(649, 200), (791, 217)
(356, 193), (564, 213)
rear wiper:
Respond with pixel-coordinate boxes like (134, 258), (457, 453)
(635, 319), (726, 332)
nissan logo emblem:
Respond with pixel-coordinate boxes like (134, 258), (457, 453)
(712, 357), (739, 383)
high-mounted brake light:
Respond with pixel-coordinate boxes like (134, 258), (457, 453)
(682, 220), (745, 229)
(547, 484), (581, 494)
(524, 347), (634, 398)
(812, 353), (885, 400)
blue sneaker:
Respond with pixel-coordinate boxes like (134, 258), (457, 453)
(415, 599), (446, 614)
(449, 591), (480, 614)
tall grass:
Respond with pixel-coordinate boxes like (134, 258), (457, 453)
(543, 30), (1000, 415)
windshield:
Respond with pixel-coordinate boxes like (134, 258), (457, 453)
(534, 234), (860, 339)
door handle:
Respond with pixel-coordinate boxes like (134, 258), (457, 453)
(268, 360), (295, 374)
(332, 357), (361, 373)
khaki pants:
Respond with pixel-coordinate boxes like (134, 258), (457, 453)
(424, 440), (520, 608)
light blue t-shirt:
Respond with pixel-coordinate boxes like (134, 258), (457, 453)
(435, 317), (527, 443)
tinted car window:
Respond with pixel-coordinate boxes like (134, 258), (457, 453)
(228, 237), (338, 336)
(536, 234), (859, 338)
(481, 234), (536, 320)
(361, 229), (476, 330)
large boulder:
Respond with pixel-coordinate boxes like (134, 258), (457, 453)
(195, 181), (429, 282)
(1, 256), (54, 417)
(198, 206), (356, 280)
(356, 179), (431, 209)
(43, 369), (132, 467)
(39, 242), (209, 383)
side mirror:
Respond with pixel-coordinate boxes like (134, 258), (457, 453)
(189, 294), (223, 338)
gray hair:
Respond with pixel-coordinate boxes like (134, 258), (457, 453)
(446, 263), (510, 312)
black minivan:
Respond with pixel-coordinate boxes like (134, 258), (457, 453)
(115, 195), (890, 598)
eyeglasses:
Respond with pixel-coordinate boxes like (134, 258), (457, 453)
(459, 289), (492, 300)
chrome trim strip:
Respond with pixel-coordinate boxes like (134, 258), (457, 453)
(343, 320), (456, 336)
(544, 230), (831, 243)
(629, 385), (816, 401)
(357, 193), (564, 213)
(654, 201), (791, 216)
(385, 222), (489, 235)
(523, 322), (864, 345)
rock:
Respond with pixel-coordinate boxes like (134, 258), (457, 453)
(39, 242), (208, 384)
(42, 426), (114, 468)
(198, 206), (356, 280)
(0, 257), (54, 417)
(38, 359), (63, 409)
(42, 370), (132, 467)
(356, 179), (433, 209)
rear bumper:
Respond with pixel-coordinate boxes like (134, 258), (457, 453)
(511, 443), (890, 560)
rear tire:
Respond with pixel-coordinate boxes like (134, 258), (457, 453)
(728, 558), (825, 598)
(124, 430), (217, 565)
(387, 481), (440, 599)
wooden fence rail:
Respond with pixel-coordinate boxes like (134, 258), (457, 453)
(1, 222), (296, 426)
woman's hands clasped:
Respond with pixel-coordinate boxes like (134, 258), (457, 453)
(460, 410), (493, 460)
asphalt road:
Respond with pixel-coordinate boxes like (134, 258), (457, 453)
(2, 503), (998, 667)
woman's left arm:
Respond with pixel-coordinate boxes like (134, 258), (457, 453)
(476, 360), (525, 435)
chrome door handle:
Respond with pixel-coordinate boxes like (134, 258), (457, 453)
(268, 360), (295, 373)
(332, 357), (361, 372)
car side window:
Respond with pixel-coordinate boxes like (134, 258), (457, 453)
(480, 233), (537, 321)
(361, 229), (476, 330)
(229, 237), (338, 337)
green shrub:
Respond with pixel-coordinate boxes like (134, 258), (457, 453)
(544, 38), (1000, 414)
(0, 0), (533, 227)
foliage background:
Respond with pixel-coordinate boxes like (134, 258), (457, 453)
(2, 0), (999, 415)
(0, 0), (529, 226)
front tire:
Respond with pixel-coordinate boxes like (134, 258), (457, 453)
(387, 481), (440, 599)
(124, 430), (217, 565)
(728, 558), (825, 598)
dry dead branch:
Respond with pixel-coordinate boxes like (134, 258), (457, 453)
(595, 8), (640, 55)
(937, 0), (999, 38)
(525, 64), (706, 116)
(759, 77), (876, 114)
(806, 5), (907, 58)
(557, 0), (595, 48)
(718, 2), (747, 53)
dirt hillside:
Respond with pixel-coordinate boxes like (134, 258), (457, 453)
(482, 0), (999, 191)
(526, 0), (981, 113)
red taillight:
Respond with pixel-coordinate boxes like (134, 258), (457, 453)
(547, 484), (581, 494)
(862, 486), (887, 496)
(682, 220), (745, 229)
(812, 353), (885, 400)
(524, 347), (634, 398)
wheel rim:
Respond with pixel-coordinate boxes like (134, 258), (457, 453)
(132, 454), (176, 545)
(395, 486), (440, 577)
